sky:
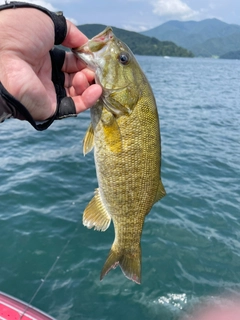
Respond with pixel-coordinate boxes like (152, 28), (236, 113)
(1, 0), (240, 31)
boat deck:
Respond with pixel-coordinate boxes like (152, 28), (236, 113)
(0, 292), (54, 320)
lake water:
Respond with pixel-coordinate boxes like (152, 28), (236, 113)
(0, 56), (240, 320)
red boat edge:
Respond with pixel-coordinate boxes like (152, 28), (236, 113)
(0, 291), (55, 320)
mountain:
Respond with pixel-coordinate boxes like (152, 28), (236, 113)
(141, 19), (240, 57)
(77, 24), (194, 57)
(220, 50), (240, 59)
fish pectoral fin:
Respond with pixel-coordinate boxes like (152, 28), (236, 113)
(103, 85), (137, 116)
(154, 180), (166, 203)
(102, 113), (123, 153)
(100, 245), (141, 284)
(83, 189), (111, 232)
(103, 95), (131, 116)
(83, 123), (94, 156)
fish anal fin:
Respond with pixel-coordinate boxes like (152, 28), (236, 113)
(83, 123), (94, 156)
(100, 245), (141, 284)
(83, 189), (111, 232)
(154, 179), (166, 203)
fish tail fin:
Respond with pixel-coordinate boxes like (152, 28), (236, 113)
(100, 245), (141, 284)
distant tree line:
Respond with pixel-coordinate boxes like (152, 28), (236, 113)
(77, 24), (194, 58)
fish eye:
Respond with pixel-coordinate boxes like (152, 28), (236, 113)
(118, 52), (130, 65)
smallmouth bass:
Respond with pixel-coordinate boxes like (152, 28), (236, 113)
(73, 27), (166, 284)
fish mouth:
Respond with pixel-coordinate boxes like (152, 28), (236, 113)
(72, 27), (114, 67)
(87, 27), (114, 52)
(72, 27), (132, 116)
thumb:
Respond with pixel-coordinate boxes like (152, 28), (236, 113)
(61, 21), (88, 49)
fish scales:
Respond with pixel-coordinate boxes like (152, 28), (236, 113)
(73, 27), (166, 284)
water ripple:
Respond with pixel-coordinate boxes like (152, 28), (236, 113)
(0, 57), (240, 319)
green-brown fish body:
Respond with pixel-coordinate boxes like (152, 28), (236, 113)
(73, 27), (166, 284)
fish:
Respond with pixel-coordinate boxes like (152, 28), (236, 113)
(72, 27), (166, 284)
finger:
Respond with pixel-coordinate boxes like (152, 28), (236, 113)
(62, 20), (88, 49)
(66, 72), (90, 96)
(62, 51), (87, 73)
(79, 68), (96, 84)
(71, 84), (102, 113)
(72, 69), (96, 91)
(64, 68), (96, 92)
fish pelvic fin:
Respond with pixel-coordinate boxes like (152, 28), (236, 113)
(83, 123), (94, 156)
(83, 188), (111, 231)
(154, 179), (166, 203)
(100, 245), (141, 284)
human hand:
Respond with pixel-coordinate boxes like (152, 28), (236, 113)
(0, 6), (102, 122)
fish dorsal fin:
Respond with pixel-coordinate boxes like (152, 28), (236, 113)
(101, 110), (123, 153)
(154, 180), (166, 203)
(83, 123), (94, 156)
(83, 188), (111, 232)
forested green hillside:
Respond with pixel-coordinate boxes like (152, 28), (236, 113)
(77, 24), (194, 57)
(141, 19), (240, 57)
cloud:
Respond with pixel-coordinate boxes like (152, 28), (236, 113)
(123, 24), (150, 32)
(0, 0), (57, 11)
(0, 0), (79, 24)
(66, 16), (78, 25)
(151, 0), (199, 21)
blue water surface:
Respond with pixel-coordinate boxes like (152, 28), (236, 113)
(0, 56), (240, 320)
